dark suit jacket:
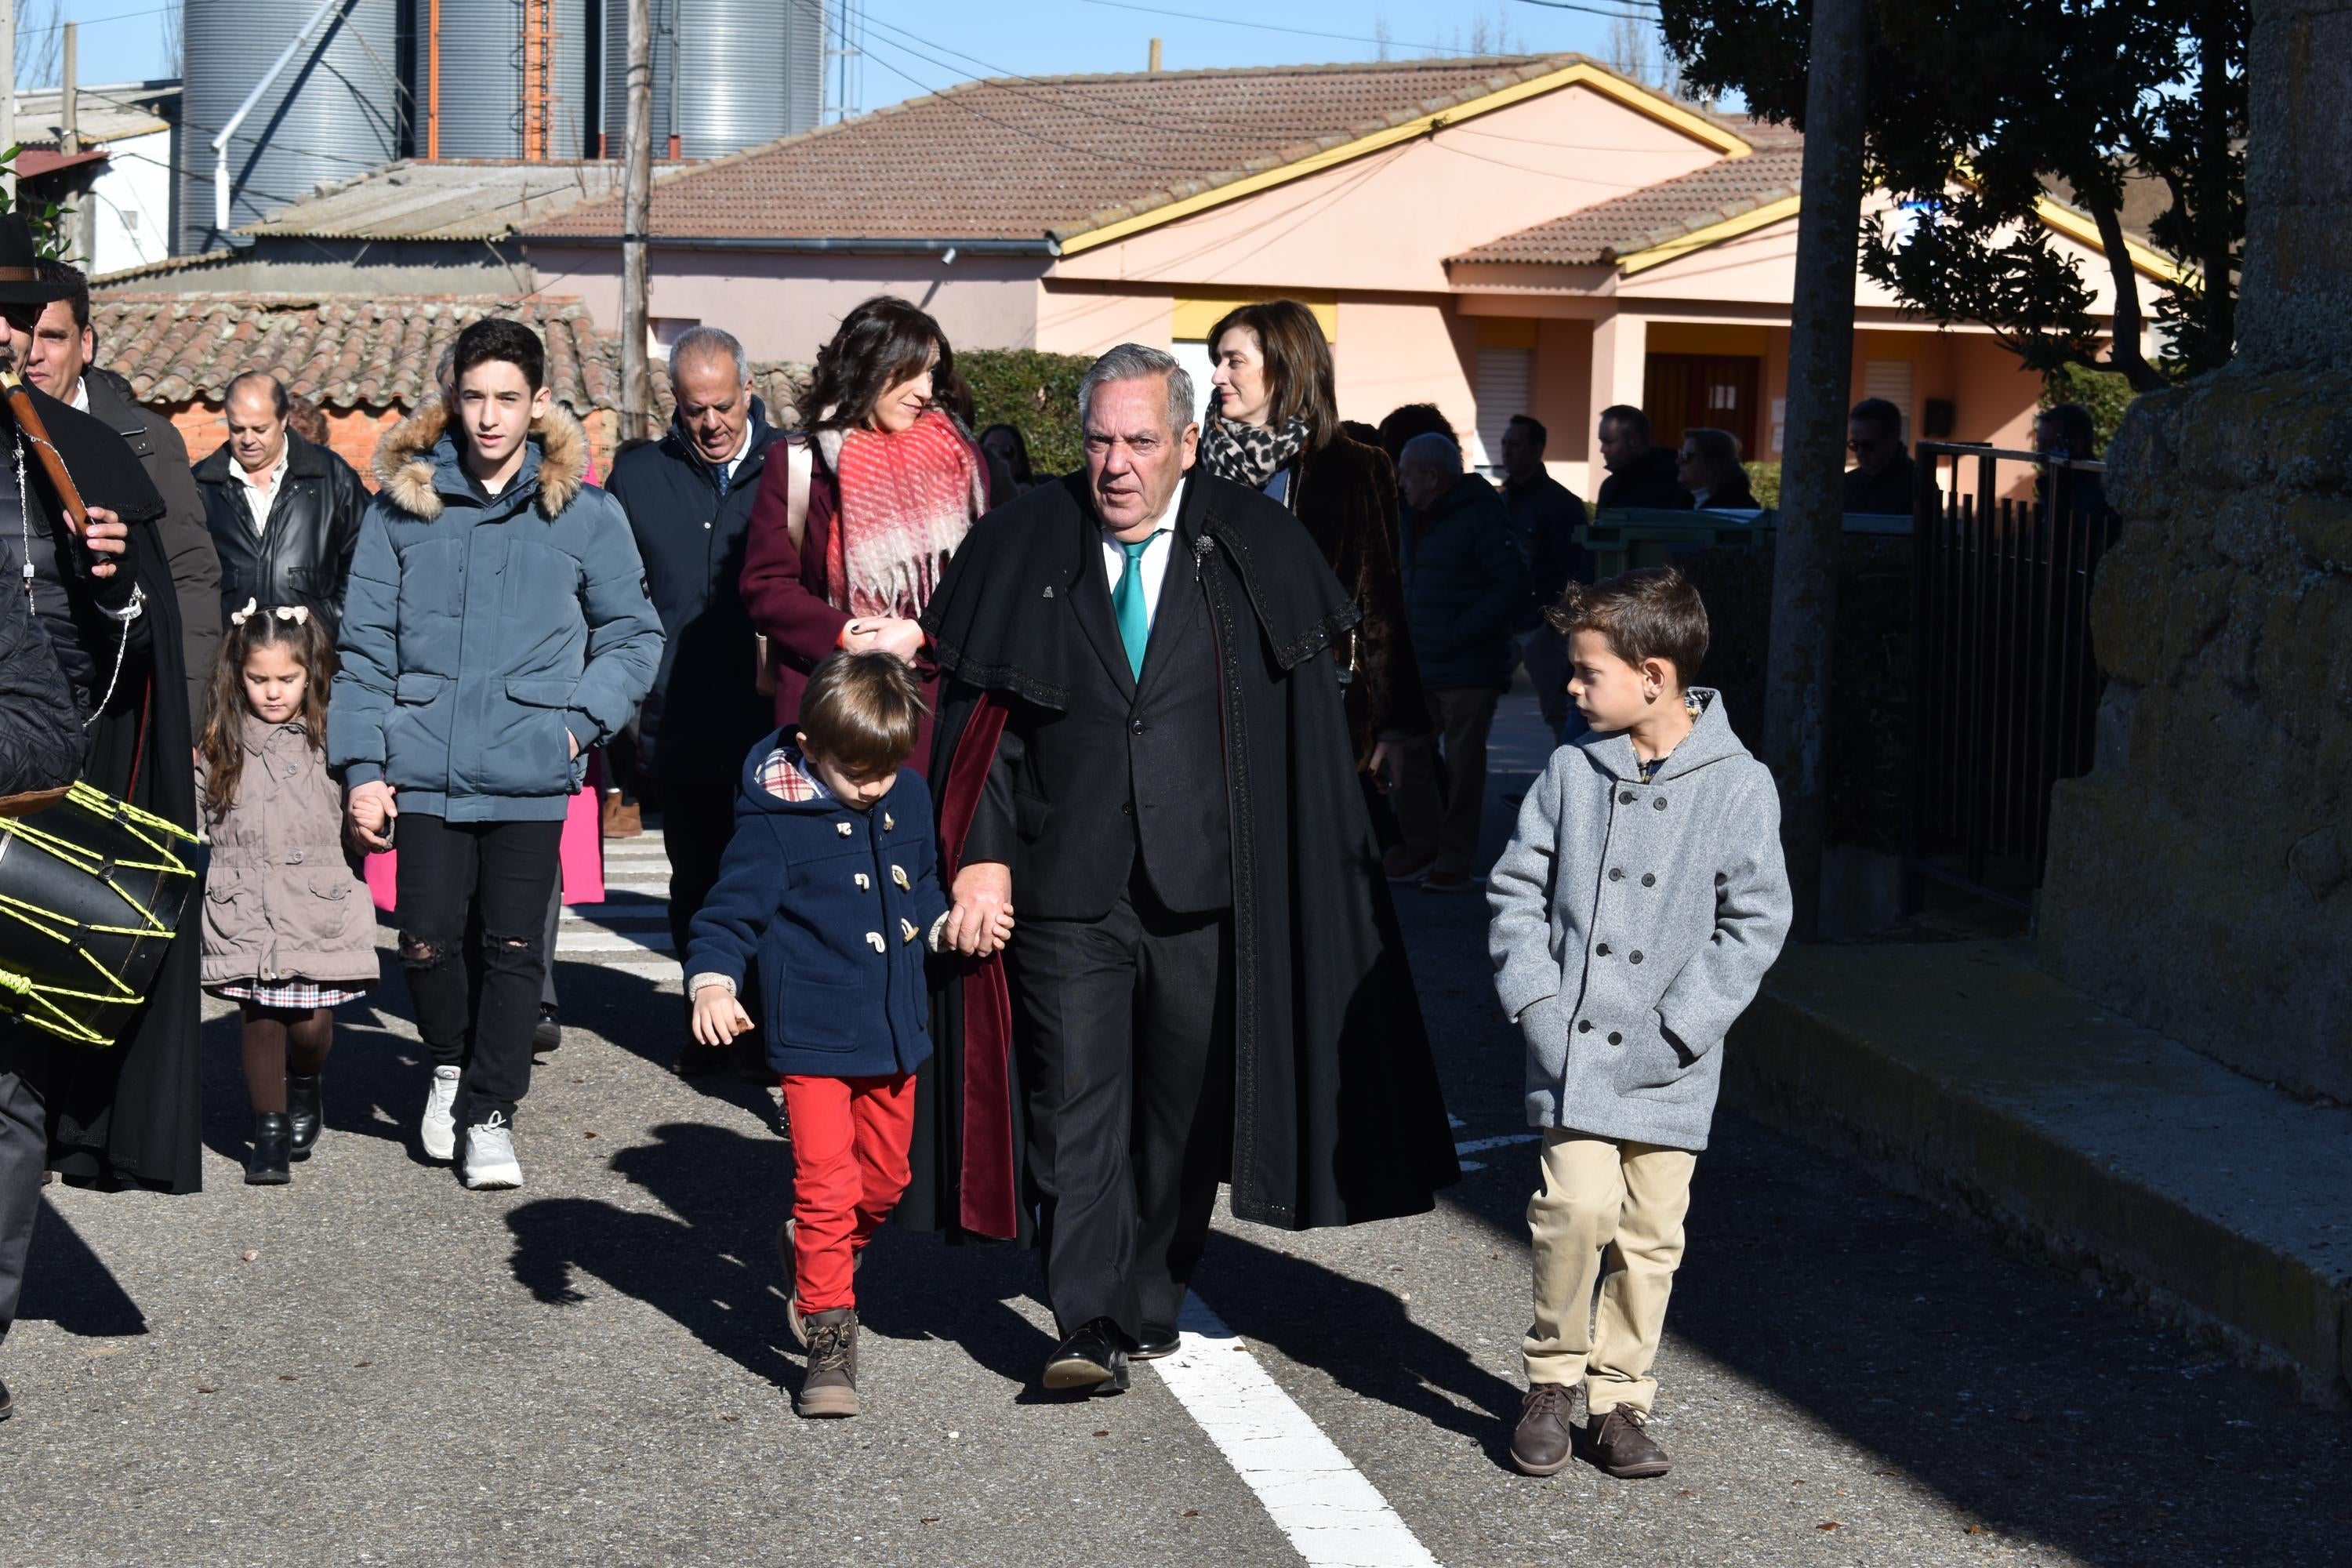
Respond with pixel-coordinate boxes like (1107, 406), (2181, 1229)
(962, 479), (1232, 920)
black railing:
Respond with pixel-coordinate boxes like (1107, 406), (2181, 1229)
(1904, 443), (2121, 911)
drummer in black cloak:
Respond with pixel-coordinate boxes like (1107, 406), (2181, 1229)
(0, 215), (198, 1196)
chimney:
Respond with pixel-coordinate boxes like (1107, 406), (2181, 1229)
(1148, 37), (1162, 72)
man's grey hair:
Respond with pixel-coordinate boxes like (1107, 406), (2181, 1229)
(1399, 432), (1463, 478)
(1078, 343), (1196, 437)
(670, 325), (750, 383)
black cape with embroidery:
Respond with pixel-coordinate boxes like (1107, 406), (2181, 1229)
(9, 383), (204, 1196)
(899, 468), (1459, 1243)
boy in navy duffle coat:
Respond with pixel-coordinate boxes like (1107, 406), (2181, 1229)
(685, 651), (1005, 1418)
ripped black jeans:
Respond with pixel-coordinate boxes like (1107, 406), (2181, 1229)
(394, 815), (564, 1128)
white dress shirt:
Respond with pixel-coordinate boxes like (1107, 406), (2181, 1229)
(233, 446), (292, 535)
(1098, 477), (1186, 630)
(68, 378), (89, 413)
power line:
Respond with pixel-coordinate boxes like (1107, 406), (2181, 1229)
(1066, 0), (1516, 57)
(852, 7), (1459, 140)
(1515, 0), (1663, 15)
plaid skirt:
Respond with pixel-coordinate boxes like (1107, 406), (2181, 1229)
(209, 978), (374, 1009)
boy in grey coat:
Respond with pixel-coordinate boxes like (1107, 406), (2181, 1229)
(1486, 566), (1790, 1481)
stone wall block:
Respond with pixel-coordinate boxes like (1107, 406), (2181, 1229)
(2285, 493), (2352, 569)
(2210, 492), (2289, 570)
(2102, 387), (2184, 517)
(2255, 573), (2352, 744)
(2087, 532), (2174, 685)
(2161, 565), (2241, 679)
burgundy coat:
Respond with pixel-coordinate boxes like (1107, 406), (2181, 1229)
(738, 430), (1000, 777)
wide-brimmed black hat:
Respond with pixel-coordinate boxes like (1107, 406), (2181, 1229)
(0, 213), (76, 305)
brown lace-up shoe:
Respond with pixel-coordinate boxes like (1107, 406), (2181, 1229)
(1582, 1404), (1671, 1479)
(1509, 1383), (1582, 1475)
(799, 1308), (860, 1418)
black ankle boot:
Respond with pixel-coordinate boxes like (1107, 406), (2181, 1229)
(286, 1075), (323, 1158)
(245, 1112), (292, 1185)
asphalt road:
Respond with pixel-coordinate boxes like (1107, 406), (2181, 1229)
(4, 688), (2344, 1567)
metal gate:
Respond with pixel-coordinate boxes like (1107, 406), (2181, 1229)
(1904, 443), (2122, 909)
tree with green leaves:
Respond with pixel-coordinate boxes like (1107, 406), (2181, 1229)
(1661, 0), (2245, 391)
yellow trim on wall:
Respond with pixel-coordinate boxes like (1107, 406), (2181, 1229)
(1615, 193), (1802, 275)
(1055, 62), (1751, 259)
(1172, 289), (1339, 342)
(2031, 196), (2196, 289)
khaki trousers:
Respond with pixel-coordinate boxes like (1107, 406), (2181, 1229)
(1523, 1130), (1698, 1414)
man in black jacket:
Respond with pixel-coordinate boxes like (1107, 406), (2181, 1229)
(191, 371), (369, 635)
(604, 326), (784, 1062)
(25, 260), (221, 729)
(1594, 405), (1693, 512)
(912, 345), (1459, 1396)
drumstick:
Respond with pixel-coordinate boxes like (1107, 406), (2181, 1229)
(0, 367), (89, 539)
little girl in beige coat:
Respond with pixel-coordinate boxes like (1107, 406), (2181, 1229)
(198, 602), (378, 1185)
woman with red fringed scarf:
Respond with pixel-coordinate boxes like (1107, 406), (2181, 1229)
(740, 296), (1000, 777)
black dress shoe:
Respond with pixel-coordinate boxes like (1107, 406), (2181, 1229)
(245, 1113), (292, 1185)
(1043, 1319), (1130, 1394)
(1130, 1324), (1181, 1361)
(286, 1075), (323, 1159)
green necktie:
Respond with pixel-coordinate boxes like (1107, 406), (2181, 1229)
(1112, 534), (1157, 679)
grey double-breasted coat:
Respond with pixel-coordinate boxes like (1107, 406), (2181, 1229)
(1486, 690), (1791, 1151)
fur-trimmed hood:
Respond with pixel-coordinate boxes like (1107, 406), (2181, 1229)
(372, 396), (590, 521)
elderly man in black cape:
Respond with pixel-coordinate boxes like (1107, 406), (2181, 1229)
(902, 343), (1458, 1394)
(0, 218), (198, 1418)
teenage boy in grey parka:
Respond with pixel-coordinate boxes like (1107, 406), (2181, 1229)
(1486, 566), (1789, 1484)
(332, 318), (661, 1192)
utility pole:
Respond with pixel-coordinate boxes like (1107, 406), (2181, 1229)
(1762, 0), (1867, 943)
(620, 0), (652, 440)
(1, 0), (16, 204)
(62, 21), (92, 264)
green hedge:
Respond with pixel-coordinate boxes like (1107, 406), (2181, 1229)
(2039, 363), (2137, 454)
(960, 349), (1094, 475)
(1742, 461), (1781, 508)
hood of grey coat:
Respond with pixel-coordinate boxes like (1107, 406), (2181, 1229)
(1570, 686), (1751, 783)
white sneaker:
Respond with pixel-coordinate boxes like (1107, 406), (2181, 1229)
(461, 1113), (523, 1190)
(420, 1066), (461, 1161)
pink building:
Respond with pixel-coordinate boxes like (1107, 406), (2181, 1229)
(525, 53), (2173, 493)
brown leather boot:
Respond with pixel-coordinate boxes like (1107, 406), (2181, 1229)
(798, 1308), (860, 1418)
(601, 795), (642, 838)
(1508, 1383), (1581, 1476)
(1582, 1404), (1671, 1479)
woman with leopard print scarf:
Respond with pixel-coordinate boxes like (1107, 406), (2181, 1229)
(1203, 300), (1429, 788)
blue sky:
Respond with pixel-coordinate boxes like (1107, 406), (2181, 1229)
(40, 0), (1659, 96)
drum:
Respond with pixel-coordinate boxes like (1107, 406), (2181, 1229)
(0, 780), (204, 1047)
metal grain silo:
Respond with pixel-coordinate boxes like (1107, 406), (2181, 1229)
(180, 0), (404, 253)
(602, 0), (825, 160)
(415, 0), (594, 162)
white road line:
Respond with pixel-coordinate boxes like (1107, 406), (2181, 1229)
(1152, 1295), (1441, 1568)
(1453, 1134), (1540, 1156)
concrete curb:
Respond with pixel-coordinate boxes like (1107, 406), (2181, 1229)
(1723, 938), (2352, 1406)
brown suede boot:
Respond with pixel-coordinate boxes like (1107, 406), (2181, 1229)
(798, 1308), (860, 1418)
(1582, 1404), (1671, 1479)
(1509, 1383), (1582, 1476)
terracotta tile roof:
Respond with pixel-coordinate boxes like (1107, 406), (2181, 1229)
(92, 292), (809, 420)
(1450, 144), (1807, 267)
(528, 54), (1646, 245)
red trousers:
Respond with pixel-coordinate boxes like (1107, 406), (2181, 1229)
(781, 1072), (917, 1312)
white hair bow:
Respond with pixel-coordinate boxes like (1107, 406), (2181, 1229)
(229, 597), (310, 627)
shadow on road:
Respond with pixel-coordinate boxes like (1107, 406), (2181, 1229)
(16, 1195), (146, 1336)
(503, 1120), (798, 1388)
(1202, 1228), (1524, 1463)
